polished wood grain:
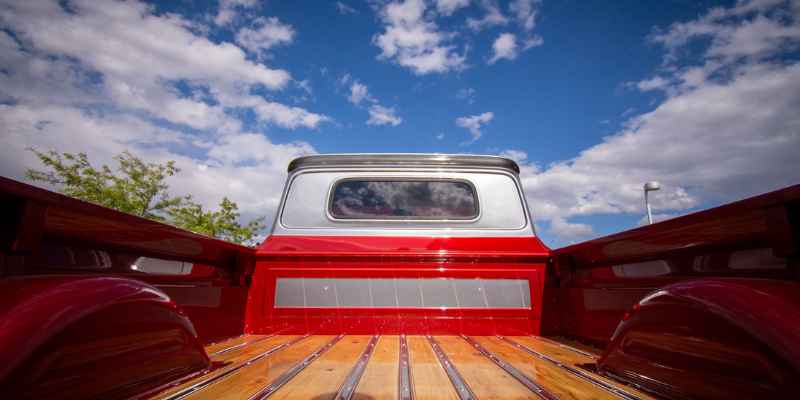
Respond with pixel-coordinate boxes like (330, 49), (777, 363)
(267, 335), (371, 400)
(354, 335), (399, 400)
(474, 336), (616, 400)
(407, 336), (460, 400)
(434, 335), (537, 400)
(505, 336), (654, 400)
(151, 334), (303, 399)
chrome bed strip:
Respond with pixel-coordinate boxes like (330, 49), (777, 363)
(498, 336), (642, 400)
(209, 334), (278, 357)
(333, 335), (380, 400)
(398, 335), (414, 400)
(426, 335), (476, 400)
(164, 334), (311, 400)
(248, 334), (345, 400)
(462, 335), (558, 400)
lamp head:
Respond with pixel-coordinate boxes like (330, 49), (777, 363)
(644, 181), (661, 192)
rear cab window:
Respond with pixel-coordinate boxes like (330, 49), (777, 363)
(329, 179), (479, 220)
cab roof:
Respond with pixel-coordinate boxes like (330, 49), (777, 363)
(287, 153), (520, 174)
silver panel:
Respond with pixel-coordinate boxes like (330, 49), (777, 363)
(333, 335), (380, 400)
(165, 334), (310, 400)
(426, 336), (476, 400)
(273, 168), (534, 237)
(498, 336), (642, 400)
(249, 335), (344, 400)
(462, 335), (557, 400)
(273, 278), (531, 309)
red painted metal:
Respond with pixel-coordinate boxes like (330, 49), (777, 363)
(544, 184), (800, 345)
(599, 278), (800, 399)
(248, 235), (550, 336)
(0, 276), (209, 399)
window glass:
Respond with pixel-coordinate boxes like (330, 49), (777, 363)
(728, 248), (786, 270)
(329, 180), (478, 220)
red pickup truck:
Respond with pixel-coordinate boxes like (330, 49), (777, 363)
(1, 154), (798, 399)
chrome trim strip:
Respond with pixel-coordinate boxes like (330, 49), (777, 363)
(426, 335), (476, 400)
(164, 334), (311, 400)
(532, 336), (598, 359)
(288, 153), (520, 174)
(498, 336), (642, 400)
(209, 334), (278, 357)
(398, 335), (414, 400)
(333, 335), (380, 400)
(248, 334), (345, 400)
(462, 336), (557, 400)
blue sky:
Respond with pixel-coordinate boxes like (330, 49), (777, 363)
(2, 0), (799, 247)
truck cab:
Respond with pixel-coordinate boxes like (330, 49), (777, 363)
(1, 154), (798, 400)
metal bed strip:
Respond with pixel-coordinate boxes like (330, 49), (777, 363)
(498, 336), (642, 400)
(164, 334), (311, 400)
(462, 335), (558, 400)
(426, 335), (477, 400)
(248, 334), (345, 400)
(398, 335), (414, 400)
(333, 335), (380, 400)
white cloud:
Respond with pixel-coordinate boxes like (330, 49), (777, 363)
(549, 217), (594, 243)
(456, 112), (494, 143)
(635, 76), (671, 92)
(456, 87), (476, 103)
(235, 17), (295, 54)
(367, 105), (403, 126)
(489, 32), (518, 63)
(467, 0), (509, 31)
(509, 0), (541, 32)
(514, 0), (800, 244)
(0, 0), (326, 236)
(348, 81), (373, 105)
(373, 0), (466, 75)
(215, 0), (258, 26)
(435, 0), (470, 16)
(336, 1), (358, 15)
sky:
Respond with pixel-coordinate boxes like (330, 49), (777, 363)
(1, 0), (799, 247)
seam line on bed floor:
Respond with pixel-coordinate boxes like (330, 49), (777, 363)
(209, 334), (279, 357)
(333, 335), (380, 400)
(462, 335), (558, 400)
(163, 334), (311, 400)
(498, 336), (642, 400)
(399, 335), (414, 400)
(248, 334), (345, 400)
(530, 336), (598, 359)
(426, 335), (477, 400)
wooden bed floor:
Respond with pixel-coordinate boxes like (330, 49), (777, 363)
(149, 335), (654, 400)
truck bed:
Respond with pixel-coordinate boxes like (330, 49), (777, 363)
(149, 334), (652, 400)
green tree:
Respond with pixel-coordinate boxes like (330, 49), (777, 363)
(169, 197), (266, 246)
(26, 149), (265, 245)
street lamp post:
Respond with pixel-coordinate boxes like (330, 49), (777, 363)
(644, 181), (661, 224)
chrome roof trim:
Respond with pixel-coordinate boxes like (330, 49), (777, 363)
(288, 154), (520, 174)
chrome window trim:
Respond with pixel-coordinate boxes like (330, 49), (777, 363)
(288, 153), (520, 174)
(325, 177), (481, 223)
(271, 166), (535, 237)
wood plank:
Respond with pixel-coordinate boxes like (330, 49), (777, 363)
(267, 335), (371, 400)
(434, 336), (538, 399)
(151, 334), (303, 399)
(179, 335), (334, 399)
(494, 336), (653, 399)
(407, 336), (460, 400)
(354, 335), (399, 400)
(474, 336), (617, 400)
